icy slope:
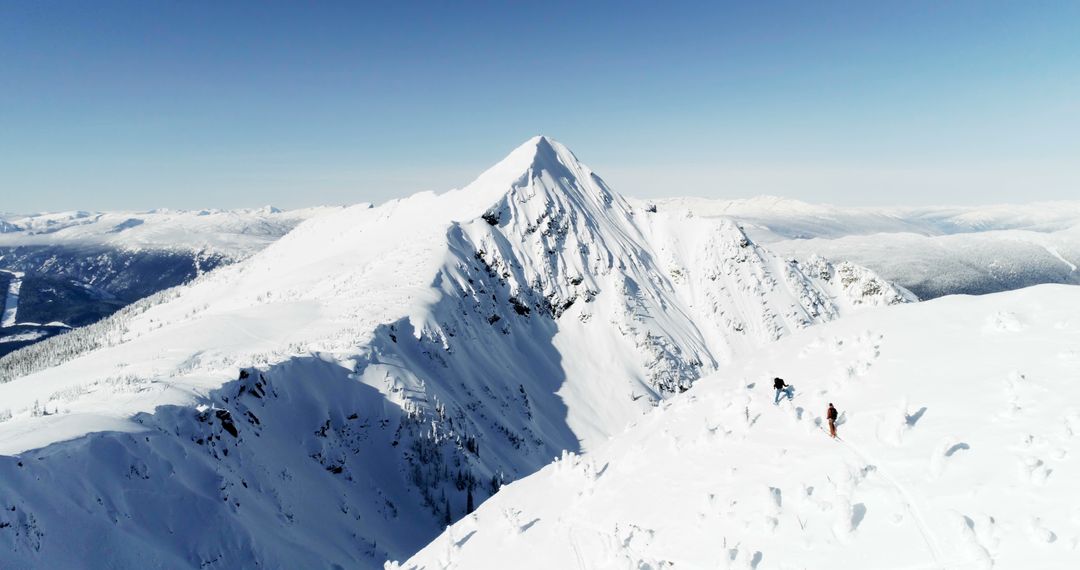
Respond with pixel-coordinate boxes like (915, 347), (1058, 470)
(404, 284), (1080, 570)
(655, 197), (1080, 299)
(0, 137), (908, 567)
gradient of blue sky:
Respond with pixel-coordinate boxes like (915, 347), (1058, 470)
(2, 1), (1078, 211)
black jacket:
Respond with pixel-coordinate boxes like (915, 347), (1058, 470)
(773, 378), (786, 390)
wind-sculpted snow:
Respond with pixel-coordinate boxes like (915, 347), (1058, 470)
(404, 284), (1080, 569)
(0, 137), (910, 567)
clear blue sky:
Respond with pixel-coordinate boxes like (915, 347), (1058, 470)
(2, 1), (1078, 212)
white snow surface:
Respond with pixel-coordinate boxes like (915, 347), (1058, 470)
(404, 284), (1080, 569)
(0, 137), (910, 567)
(0, 206), (333, 257)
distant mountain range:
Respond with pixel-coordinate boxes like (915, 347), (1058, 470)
(655, 196), (1080, 299)
(0, 207), (332, 356)
(5, 183), (1078, 359)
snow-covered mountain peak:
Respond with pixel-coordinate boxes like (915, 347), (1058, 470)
(444, 135), (616, 220)
(0, 137), (911, 452)
(482, 135), (572, 177)
(0, 138), (915, 567)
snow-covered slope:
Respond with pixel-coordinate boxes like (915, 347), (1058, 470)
(0, 137), (908, 568)
(404, 284), (1080, 569)
(655, 197), (1080, 299)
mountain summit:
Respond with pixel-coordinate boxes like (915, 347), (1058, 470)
(443, 135), (617, 222)
(0, 138), (911, 567)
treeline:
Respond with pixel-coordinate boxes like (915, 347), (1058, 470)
(0, 282), (193, 383)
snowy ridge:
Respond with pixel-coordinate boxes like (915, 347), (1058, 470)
(0, 137), (910, 567)
(404, 284), (1080, 569)
(452, 138), (912, 392)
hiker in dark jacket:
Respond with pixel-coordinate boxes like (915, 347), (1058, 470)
(827, 403), (839, 438)
(773, 377), (793, 405)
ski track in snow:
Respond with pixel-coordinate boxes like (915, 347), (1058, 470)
(1042, 245), (1077, 272)
(567, 525), (587, 570)
(839, 438), (947, 569)
(1, 270), (24, 328)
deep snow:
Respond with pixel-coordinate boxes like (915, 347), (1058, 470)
(404, 284), (1080, 569)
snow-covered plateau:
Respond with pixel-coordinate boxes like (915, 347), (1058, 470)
(0, 137), (910, 568)
(656, 196), (1080, 299)
(404, 284), (1080, 569)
